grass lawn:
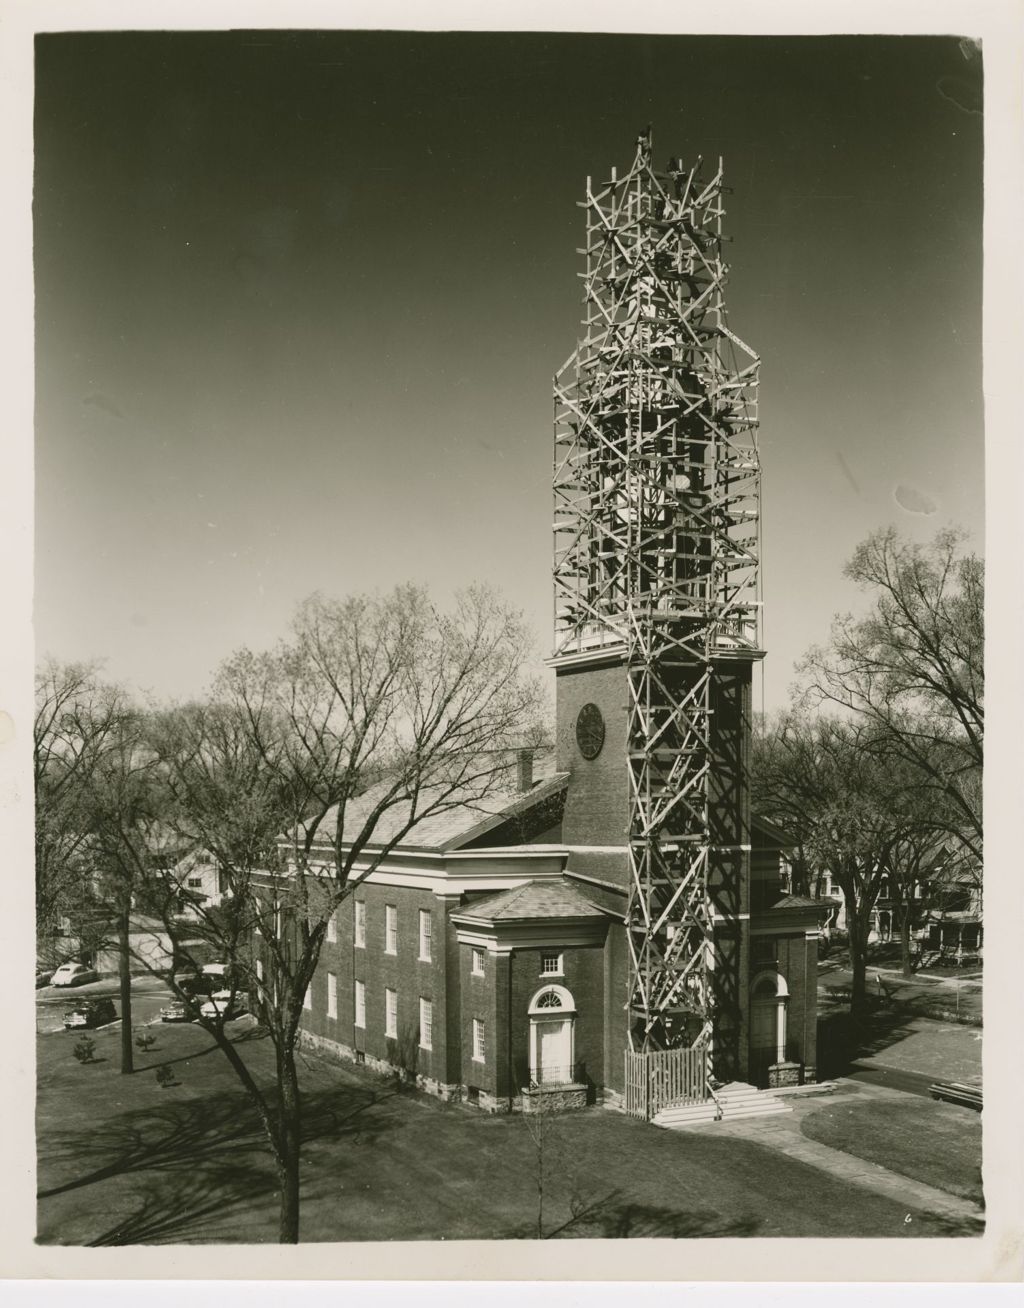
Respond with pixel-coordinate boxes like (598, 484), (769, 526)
(37, 1021), (979, 1244)
(800, 1097), (983, 1203)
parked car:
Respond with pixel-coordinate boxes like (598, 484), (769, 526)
(159, 972), (220, 1022)
(199, 990), (248, 1022)
(51, 962), (99, 988)
(63, 998), (117, 1030)
(36, 969), (54, 989)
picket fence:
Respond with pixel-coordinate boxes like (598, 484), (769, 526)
(624, 1045), (709, 1119)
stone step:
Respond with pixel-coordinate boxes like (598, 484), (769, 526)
(719, 1101), (792, 1120)
(654, 1103), (720, 1126)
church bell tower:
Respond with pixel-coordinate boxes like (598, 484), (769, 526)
(550, 132), (762, 1081)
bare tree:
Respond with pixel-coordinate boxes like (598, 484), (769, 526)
(799, 527), (983, 861)
(142, 583), (543, 1243)
(80, 704), (165, 1075)
(34, 660), (122, 952)
(753, 712), (912, 1014)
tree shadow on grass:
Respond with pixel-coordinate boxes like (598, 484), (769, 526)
(818, 1003), (929, 1078)
(540, 1190), (761, 1239)
(84, 1165), (276, 1246)
(39, 1072), (400, 1234)
(140, 1021), (270, 1074)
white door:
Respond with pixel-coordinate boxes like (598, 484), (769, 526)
(751, 1001), (776, 1050)
(536, 1019), (571, 1084)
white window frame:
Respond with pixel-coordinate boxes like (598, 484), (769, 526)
(354, 979), (366, 1029)
(354, 899), (366, 949)
(472, 1017), (485, 1064)
(385, 904), (398, 955)
(540, 951), (563, 977)
(327, 971), (337, 1020)
(419, 997), (433, 1051)
(418, 909), (432, 962)
(385, 987), (398, 1038)
(327, 910), (337, 944)
(472, 948), (485, 977)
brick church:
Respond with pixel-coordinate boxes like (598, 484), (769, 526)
(292, 137), (822, 1113)
(291, 680), (822, 1112)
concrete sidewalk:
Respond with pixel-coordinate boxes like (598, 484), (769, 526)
(666, 1081), (983, 1228)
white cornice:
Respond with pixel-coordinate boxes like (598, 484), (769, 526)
(544, 644), (628, 672)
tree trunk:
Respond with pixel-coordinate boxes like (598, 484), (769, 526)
(847, 899), (869, 1018)
(118, 904), (134, 1075)
(900, 905), (914, 977)
(276, 1042), (302, 1243)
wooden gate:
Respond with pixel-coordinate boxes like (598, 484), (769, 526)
(624, 1045), (709, 1119)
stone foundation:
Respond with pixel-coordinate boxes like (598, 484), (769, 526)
(519, 1082), (588, 1114)
(768, 1060), (803, 1088)
(296, 1029), (463, 1102)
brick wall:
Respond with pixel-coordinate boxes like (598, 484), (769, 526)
(300, 881), (459, 1090)
(457, 934), (498, 1101)
(554, 660), (630, 849)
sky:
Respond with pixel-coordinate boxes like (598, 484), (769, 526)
(33, 31), (984, 714)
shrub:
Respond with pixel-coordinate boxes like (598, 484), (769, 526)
(72, 1037), (96, 1064)
(135, 1033), (156, 1053)
(155, 1065), (176, 1088)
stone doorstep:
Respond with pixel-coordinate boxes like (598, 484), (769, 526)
(520, 1083), (588, 1114)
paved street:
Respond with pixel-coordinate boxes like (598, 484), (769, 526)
(36, 975), (173, 1035)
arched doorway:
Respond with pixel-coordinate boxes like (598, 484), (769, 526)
(528, 984), (576, 1086)
(749, 970), (788, 1087)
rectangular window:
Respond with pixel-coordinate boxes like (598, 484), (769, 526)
(327, 972), (337, 1020)
(540, 952), (563, 976)
(354, 979), (366, 1028)
(302, 981), (312, 1011)
(327, 911), (337, 944)
(256, 959), (264, 981)
(187, 877), (202, 889)
(472, 1017), (485, 1063)
(354, 900), (366, 949)
(385, 904), (397, 955)
(472, 948), (485, 977)
(752, 937), (777, 967)
(418, 909), (432, 962)
(419, 997), (433, 1050)
(385, 987), (397, 1038)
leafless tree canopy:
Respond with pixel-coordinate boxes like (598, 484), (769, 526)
(799, 527), (983, 860)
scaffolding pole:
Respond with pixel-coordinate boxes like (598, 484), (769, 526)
(553, 131), (761, 1061)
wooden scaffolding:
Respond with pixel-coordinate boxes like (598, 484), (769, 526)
(553, 132), (761, 1067)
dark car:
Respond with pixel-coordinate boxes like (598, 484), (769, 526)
(159, 971), (220, 1022)
(63, 998), (117, 1030)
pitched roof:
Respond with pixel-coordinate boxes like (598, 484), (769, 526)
(771, 894), (827, 911)
(456, 878), (606, 923)
(752, 813), (797, 849)
(306, 752), (568, 853)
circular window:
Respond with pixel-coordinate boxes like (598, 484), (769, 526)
(576, 702), (605, 760)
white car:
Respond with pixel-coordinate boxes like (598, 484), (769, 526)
(51, 962), (99, 988)
(199, 990), (247, 1022)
